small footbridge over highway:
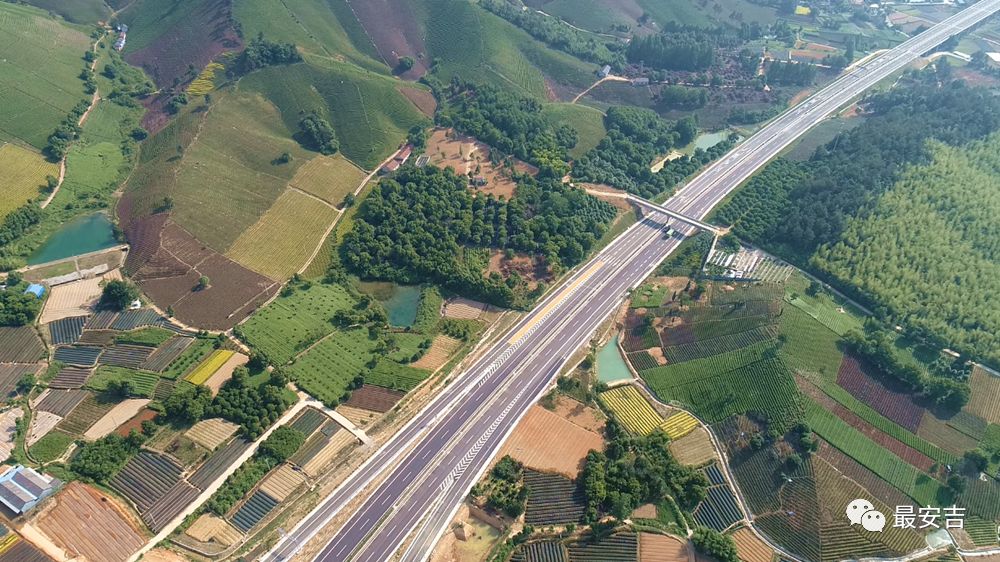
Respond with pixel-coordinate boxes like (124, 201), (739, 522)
(625, 193), (722, 235)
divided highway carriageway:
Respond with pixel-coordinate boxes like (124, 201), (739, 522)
(262, 1), (1000, 559)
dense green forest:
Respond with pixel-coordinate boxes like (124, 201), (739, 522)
(342, 166), (616, 308)
(573, 106), (733, 198)
(714, 80), (1000, 366)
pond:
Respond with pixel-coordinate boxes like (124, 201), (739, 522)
(692, 130), (733, 151)
(28, 212), (117, 265)
(357, 281), (422, 327)
(596, 334), (632, 384)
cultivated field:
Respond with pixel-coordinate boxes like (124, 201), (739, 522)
(342, 385), (405, 413)
(185, 418), (240, 450)
(109, 450), (184, 513)
(541, 103), (608, 159)
(259, 463), (306, 501)
(639, 533), (688, 562)
(0, 143), (55, 220)
(39, 275), (106, 324)
(33, 482), (145, 562)
(599, 385), (664, 435)
(523, 470), (587, 526)
(240, 59), (428, 169)
(27, 410), (61, 446)
(227, 188), (340, 280)
(301, 430), (357, 476)
(185, 350), (235, 385)
(49, 365), (93, 389)
(289, 153), (366, 207)
(442, 297), (487, 319)
(966, 365), (1000, 424)
(83, 398), (150, 440)
(662, 411), (699, 439)
(0, 327), (45, 363)
(287, 328), (380, 403)
(186, 513), (243, 546)
(203, 352), (248, 394)
(499, 405), (604, 478)
(0, 408), (21, 462)
(669, 426), (716, 466)
(237, 282), (356, 364)
(731, 528), (774, 562)
(0, 3), (90, 149)
(411, 334), (462, 372)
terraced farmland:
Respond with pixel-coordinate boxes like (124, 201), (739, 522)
(289, 153), (366, 207)
(141, 336), (194, 372)
(365, 359), (430, 392)
(566, 532), (638, 561)
(836, 354), (924, 431)
(86, 366), (159, 398)
(49, 366), (92, 389)
(49, 316), (87, 345)
(53, 345), (102, 367)
(98, 345), (156, 369)
(523, 471), (587, 526)
(599, 386), (663, 435)
(231, 489), (278, 532)
(56, 393), (116, 435)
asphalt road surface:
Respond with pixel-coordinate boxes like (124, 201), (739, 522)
(262, 2), (1000, 560)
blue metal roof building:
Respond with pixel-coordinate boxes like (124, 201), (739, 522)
(23, 284), (44, 299)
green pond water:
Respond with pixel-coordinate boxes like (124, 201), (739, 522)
(28, 213), (117, 265)
(597, 334), (632, 383)
(693, 130), (732, 151)
(357, 282), (421, 327)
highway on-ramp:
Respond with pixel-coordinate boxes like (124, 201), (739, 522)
(262, 2), (1000, 560)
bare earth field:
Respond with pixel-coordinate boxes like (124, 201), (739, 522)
(39, 271), (119, 324)
(426, 128), (538, 200)
(32, 482), (145, 562)
(186, 513), (243, 546)
(429, 504), (501, 562)
(639, 533), (690, 562)
(399, 87), (437, 117)
(498, 404), (604, 478)
(442, 297), (487, 320)
(0, 408), (22, 462)
(731, 528), (774, 562)
(551, 395), (606, 433)
(343, 0), (429, 78)
(966, 365), (1000, 424)
(83, 398), (151, 440)
(259, 463), (307, 501)
(27, 411), (61, 446)
(203, 352), (248, 395)
(337, 405), (381, 428)
(186, 418), (240, 450)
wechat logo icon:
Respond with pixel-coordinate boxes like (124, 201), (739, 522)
(846, 499), (885, 532)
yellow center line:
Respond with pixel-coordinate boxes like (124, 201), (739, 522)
(507, 260), (605, 344)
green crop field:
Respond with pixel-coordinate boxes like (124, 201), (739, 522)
(227, 188), (340, 280)
(241, 60), (428, 170)
(289, 153), (367, 207)
(23, 0), (110, 23)
(777, 306), (846, 379)
(115, 326), (175, 347)
(233, 0), (384, 73)
(385, 333), (432, 364)
(237, 282), (357, 365)
(29, 430), (74, 463)
(421, 0), (595, 100)
(541, 103), (607, 159)
(530, 0), (637, 34)
(784, 274), (865, 336)
(170, 90), (312, 252)
(642, 341), (803, 431)
(0, 143), (57, 220)
(161, 338), (216, 380)
(629, 282), (670, 308)
(288, 328), (378, 405)
(365, 359), (430, 392)
(806, 400), (945, 505)
(0, 3), (90, 149)
(86, 366), (160, 398)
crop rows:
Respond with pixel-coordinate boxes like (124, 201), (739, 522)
(661, 411), (698, 440)
(693, 485), (742, 531)
(86, 311), (119, 330)
(365, 359), (429, 392)
(110, 451), (184, 512)
(728, 446), (782, 514)
(49, 316), (87, 345)
(189, 437), (253, 491)
(680, 300), (780, 324)
(511, 541), (567, 562)
(599, 386), (663, 435)
(344, 384), (405, 413)
(289, 408), (326, 437)
(663, 325), (779, 364)
(625, 351), (658, 371)
(290, 329), (377, 405)
(142, 480), (200, 533)
(98, 345), (156, 369)
(965, 517), (1000, 546)
(185, 350), (234, 385)
(836, 355), (924, 431)
(709, 283), (783, 304)
(523, 471), (587, 526)
(78, 330), (118, 345)
(644, 355), (802, 431)
(805, 401), (933, 502)
(958, 477), (1000, 521)
(755, 475), (821, 562)
(621, 325), (659, 352)
(37, 389), (88, 417)
(945, 410), (987, 441)
(231, 489), (278, 532)
(0, 363), (39, 397)
(141, 337), (195, 372)
(566, 533), (637, 562)
(111, 309), (164, 331)
(53, 345), (102, 366)
(160, 338), (216, 380)
(0, 326), (45, 362)
(56, 394), (115, 435)
(86, 366), (159, 398)
(49, 366), (92, 389)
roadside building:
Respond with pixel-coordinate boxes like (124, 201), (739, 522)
(0, 466), (60, 515)
(599, 65), (611, 78)
(631, 77), (650, 86)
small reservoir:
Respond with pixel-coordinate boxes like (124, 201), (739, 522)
(28, 213), (117, 265)
(596, 334), (632, 384)
(357, 282), (421, 327)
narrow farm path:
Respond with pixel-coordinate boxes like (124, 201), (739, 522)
(571, 75), (629, 104)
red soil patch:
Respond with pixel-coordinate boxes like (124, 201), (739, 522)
(115, 408), (157, 437)
(125, 218), (277, 330)
(836, 354), (924, 431)
(124, 0), (240, 89)
(344, 0), (428, 79)
(398, 87), (437, 117)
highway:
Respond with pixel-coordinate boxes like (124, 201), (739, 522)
(261, 2), (1000, 560)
